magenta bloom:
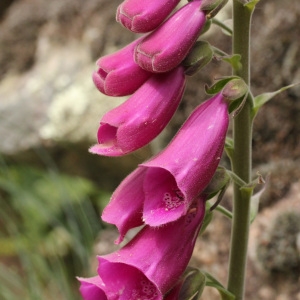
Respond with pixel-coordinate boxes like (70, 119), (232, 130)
(101, 93), (228, 232)
(134, 0), (206, 73)
(89, 66), (186, 157)
(92, 38), (151, 96)
(116, 0), (181, 33)
(79, 198), (206, 300)
(141, 93), (229, 225)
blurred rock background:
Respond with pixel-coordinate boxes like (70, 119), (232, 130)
(0, 0), (299, 299)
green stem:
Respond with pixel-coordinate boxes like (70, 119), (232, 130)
(227, 1), (254, 299)
(212, 18), (233, 35)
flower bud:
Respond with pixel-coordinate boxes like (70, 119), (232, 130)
(93, 38), (151, 96)
(90, 66), (186, 156)
(116, 0), (181, 33)
(135, 0), (206, 73)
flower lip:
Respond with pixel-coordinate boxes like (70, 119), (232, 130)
(89, 124), (126, 156)
(98, 258), (162, 300)
(78, 276), (107, 299)
(101, 167), (146, 244)
(89, 143), (124, 157)
(142, 167), (186, 226)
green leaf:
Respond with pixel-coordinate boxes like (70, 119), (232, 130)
(244, 0), (260, 11)
(252, 83), (299, 118)
(222, 54), (242, 71)
(250, 189), (262, 223)
(250, 173), (267, 223)
(179, 268), (206, 300)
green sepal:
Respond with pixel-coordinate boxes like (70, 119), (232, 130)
(252, 83), (300, 119)
(200, 19), (212, 35)
(205, 76), (239, 95)
(204, 272), (236, 300)
(199, 202), (214, 236)
(225, 137), (234, 161)
(179, 267), (206, 300)
(201, 0), (224, 11)
(222, 78), (248, 101)
(204, 0), (229, 19)
(183, 41), (214, 76)
(203, 167), (230, 200)
(203, 167), (231, 213)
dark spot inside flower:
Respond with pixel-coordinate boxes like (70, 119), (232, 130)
(98, 68), (108, 80)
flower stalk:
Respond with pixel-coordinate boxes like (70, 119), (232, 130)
(227, 1), (254, 299)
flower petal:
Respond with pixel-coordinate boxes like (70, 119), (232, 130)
(78, 276), (107, 300)
(101, 167), (147, 244)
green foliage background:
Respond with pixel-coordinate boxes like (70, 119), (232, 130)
(0, 156), (110, 300)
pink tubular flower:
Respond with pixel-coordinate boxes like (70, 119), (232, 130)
(92, 38), (151, 96)
(100, 93), (228, 235)
(134, 0), (206, 73)
(79, 198), (206, 300)
(89, 66), (186, 157)
(116, 0), (181, 33)
(141, 93), (229, 226)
